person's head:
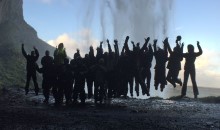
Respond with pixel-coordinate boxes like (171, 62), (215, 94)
(85, 54), (89, 59)
(90, 46), (93, 51)
(64, 58), (69, 65)
(77, 49), (80, 53)
(45, 50), (50, 56)
(187, 44), (194, 53)
(176, 35), (182, 42)
(31, 51), (35, 56)
(58, 43), (64, 50)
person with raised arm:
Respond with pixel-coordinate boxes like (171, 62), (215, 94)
(153, 38), (168, 92)
(21, 43), (39, 95)
(166, 36), (183, 88)
(181, 41), (203, 98)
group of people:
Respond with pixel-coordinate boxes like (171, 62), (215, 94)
(21, 35), (203, 106)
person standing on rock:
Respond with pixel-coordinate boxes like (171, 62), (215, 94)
(181, 41), (203, 99)
(38, 50), (54, 103)
(21, 43), (39, 95)
(53, 43), (67, 105)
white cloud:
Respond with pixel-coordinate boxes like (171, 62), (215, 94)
(47, 29), (99, 58)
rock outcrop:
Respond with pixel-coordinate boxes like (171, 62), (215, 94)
(0, 0), (54, 86)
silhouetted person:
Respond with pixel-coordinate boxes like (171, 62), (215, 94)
(84, 49), (95, 99)
(74, 49), (81, 59)
(153, 39), (168, 92)
(22, 44), (39, 95)
(53, 43), (67, 105)
(91, 58), (107, 104)
(106, 39), (117, 98)
(39, 50), (54, 103)
(118, 47), (134, 97)
(166, 36), (183, 88)
(124, 36), (150, 96)
(54, 43), (67, 66)
(96, 41), (104, 62)
(72, 57), (87, 104)
(58, 58), (74, 106)
(181, 41), (203, 98)
(140, 42), (153, 94)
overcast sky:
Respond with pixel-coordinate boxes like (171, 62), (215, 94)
(23, 0), (220, 88)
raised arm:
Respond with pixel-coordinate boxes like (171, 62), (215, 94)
(21, 44), (28, 59)
(107, 39), (112, 53)
(114, 39), (119, 57)
(124, 36), (130, 52)
(141, 37), (150, 52)
(196, 41), (203, 56)
(33, 46), (39, 61)
(164, 38), (172, 54)
(153, 39), (157, 52)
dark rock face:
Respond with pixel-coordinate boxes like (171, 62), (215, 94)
(0, 0), (54, 87)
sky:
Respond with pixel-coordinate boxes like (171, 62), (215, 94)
(23, 0), (220, 88)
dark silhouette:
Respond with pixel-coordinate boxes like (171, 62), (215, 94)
(74, 49), (81, 59)
(53, 43), (67, 105)
(181, 41), (203, 98)
(124, 36), (150, 96)
(90, 58), (107, 104)
(140, 41), (153, 94)
(21, 35), (204, 106)
(84, 47), (95, 99)
(54, 43), (67, 66)
(72, 57), (87, 104)
(38, 50), (54, 103)
(59, 58), (74, 106)
(22, 44), (39, 95)
(153, 39), (168, 92)
(166, 36), (183, 88)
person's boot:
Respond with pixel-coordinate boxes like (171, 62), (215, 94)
(25, 87), (29, 95)
(177, 79), (182, 86)
(194, 94), (198, 99)
(35, 87), (39, 96)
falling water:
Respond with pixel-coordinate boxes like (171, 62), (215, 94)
(79, 0), (174, 98)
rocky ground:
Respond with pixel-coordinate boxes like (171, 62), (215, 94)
(0, 87), (220, 130)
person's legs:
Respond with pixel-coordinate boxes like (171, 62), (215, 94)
(166, 69), (176, 88)
(25, 72), (31, 95)
(94, 82), (99, 104)
(146, 69), (151, 94)
(190, 69), (199, 98)
(42, 79), (50, 103)
(181, 70), (190, 97)
(87, 78), (94, 99)
(128, 76), (134, 97)
(32, 72), (39, 95)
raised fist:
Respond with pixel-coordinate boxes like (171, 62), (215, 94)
(145, 37), (150, 43)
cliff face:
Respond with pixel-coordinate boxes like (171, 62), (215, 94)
(0, 0), (23, 24)
(0, 0), (54, 87)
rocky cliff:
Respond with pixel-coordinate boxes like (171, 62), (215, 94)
(0, 0), (54, 87)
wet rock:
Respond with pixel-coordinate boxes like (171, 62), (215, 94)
(131, 109), (138, 113)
